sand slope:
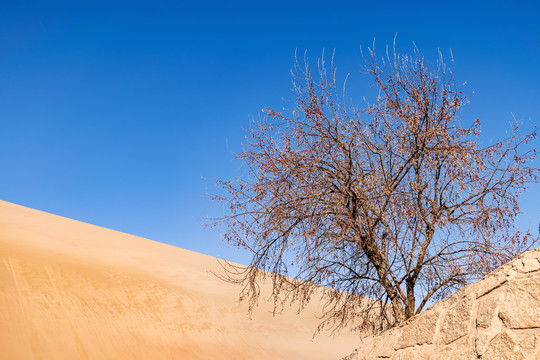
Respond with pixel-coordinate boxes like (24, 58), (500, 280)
(0, 200), (359, 359)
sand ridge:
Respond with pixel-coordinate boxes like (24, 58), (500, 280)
(0, 200), (360, 359)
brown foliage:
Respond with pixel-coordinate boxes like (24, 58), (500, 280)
(211, 46), (538, 334)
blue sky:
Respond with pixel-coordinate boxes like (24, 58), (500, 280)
(1, 1), (539, 264)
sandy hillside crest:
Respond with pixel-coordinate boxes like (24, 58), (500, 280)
(0, 200), (360, 359)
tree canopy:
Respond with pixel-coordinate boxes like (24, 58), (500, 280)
(212, 46), (538, 333)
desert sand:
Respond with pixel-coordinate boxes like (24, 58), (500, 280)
(0, 200), (360, 359)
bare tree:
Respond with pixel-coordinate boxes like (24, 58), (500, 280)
(211, 46), (538, 334)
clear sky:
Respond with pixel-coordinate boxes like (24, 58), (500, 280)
(1, 0), (539, 264)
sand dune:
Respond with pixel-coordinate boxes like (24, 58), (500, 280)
(0, 200), (359, 359)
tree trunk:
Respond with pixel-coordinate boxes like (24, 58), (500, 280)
(391, 298), (405, 324)
(404, 290), (415, 320)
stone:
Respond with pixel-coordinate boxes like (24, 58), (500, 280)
(482, 331), (525, 360)
(339, 249), (540, 360)
(512, 252), (540, 274)
(440, 296), (473, 344)
(509, 330), (540, 359)
(437, 336), (476, 360)
(474, 288), (506, 356)
(392, 347), (432, 360)
(368, 330), (398, 358)
(396, 308), (439, 349)
(476, 291), (502, 329)
(518, 333), (539, 355)
(498, 276), (540, 329)
(475, 321), (505, 357)
(474, 272), (507, 298)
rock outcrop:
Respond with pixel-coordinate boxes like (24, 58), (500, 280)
(342, 248), (540, 360)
